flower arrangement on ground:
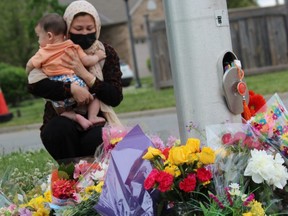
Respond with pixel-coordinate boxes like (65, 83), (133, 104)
(0, 159), (108, 216)
(142, 137), (215, 214)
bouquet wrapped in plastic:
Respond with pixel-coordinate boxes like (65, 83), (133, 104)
(248, 93), (288, 164)
(102, 124), (132, 158)
(94, 125), (156, 216)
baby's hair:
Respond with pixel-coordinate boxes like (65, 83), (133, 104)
(37, 13), (67, 36)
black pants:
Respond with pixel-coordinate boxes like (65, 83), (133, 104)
(40, 116), (103, 162)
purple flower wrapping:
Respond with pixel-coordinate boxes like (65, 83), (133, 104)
(94, 125), (156, 216)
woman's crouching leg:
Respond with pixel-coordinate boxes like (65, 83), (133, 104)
(40, 116), (80, 161)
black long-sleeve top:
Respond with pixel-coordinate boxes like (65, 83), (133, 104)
(27, 42), (123, 129)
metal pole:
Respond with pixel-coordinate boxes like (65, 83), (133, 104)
(144, 14), (158, 89)
(124, 0), (142, 88)
(163, 0), (241, 143)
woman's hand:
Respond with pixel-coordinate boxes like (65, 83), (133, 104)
(71, 83), (93, 106)
(62, 47), (86, 76)
(62, 47), (95, 85)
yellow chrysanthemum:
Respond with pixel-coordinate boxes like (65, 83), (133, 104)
(85, 185), (98, 194)
(185, 138), (200, 153)
(142, 147), (165, 160)
(44, 190), (52, 203)
(26, 196), (47, 210)
(95, 181), (104, 193)
(242, 212), (252, 216)
(249, 200), (265, 216)
(167, 145), (190, 165)
(164, 164), (181, 177)
(197, 147), (215, 165)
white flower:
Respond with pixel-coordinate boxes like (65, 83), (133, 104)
(228, 183), (241, 196)
(244, 150), (288, 189)
(91, 169), (105, 181)
(229, 183), (240, 190)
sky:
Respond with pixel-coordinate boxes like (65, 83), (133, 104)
(257, 0), (284, 7)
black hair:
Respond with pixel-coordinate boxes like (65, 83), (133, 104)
(37, 13), (67, 36)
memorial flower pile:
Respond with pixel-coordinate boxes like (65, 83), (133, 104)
(2, 94), (288, 214)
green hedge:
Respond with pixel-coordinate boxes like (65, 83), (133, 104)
(0, 63), (30, 106)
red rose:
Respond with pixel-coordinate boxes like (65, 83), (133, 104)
(144, 169), (159, 190)
(156, 171), (174, 192)
(179, 173), (196, 192)
(196, 167), (212, 183)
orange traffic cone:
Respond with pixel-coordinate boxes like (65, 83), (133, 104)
(0, 87), (13, 122)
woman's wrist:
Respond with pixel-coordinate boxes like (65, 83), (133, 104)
(88, 77), (96, 88)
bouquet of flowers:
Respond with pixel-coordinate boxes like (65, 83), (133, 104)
(142, 137), (215, 214)
(206, 119), (288, 213)
(102, 124), (131, 157)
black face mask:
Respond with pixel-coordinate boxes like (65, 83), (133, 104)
(69, 32), (96, 49)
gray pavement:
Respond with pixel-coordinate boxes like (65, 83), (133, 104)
(1, 92), (288, 155)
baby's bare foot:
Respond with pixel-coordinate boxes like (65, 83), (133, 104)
(75, 114), (93, 130)
(89, 116), (106, 125)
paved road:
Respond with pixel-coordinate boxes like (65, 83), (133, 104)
(0, 108), (179, 155)
(1, 92), (288, 155)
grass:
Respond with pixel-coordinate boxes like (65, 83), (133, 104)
(1, 70), (288, 129)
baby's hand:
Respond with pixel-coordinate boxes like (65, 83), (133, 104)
(95, 50), (106, 61)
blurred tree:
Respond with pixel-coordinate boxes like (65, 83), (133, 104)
(0, 0), (65, 68)
(227, 0), (258, 8)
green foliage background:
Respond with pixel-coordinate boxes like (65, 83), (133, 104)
(0, 0), (65, 68)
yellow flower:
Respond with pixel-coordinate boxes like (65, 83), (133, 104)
(164, 164), (181, 177)
(44, 190), (52, 203)
(167, 145), (190, 165)
(95, 181), (104, 193)
(142, 146), (165, 160)
(110, 137), (123, 145)
(185, 138), (200, 153)
(25, 196), (47, 211)
(197, 147), (215, 165)
(242, 213), (252, 216)
(187, 153), (198, 164)
(249, 200), (265, 216)
(32, 207), (50, 216)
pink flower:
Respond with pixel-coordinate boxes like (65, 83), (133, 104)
(179, 174), (196, 192)
(150, 135), (165, 150)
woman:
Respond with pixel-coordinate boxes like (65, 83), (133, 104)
(28, 0), (123, 162)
